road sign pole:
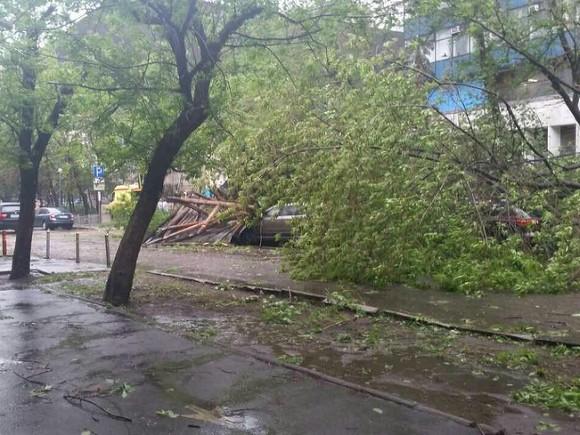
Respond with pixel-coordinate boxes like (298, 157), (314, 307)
(105, 232), (111, 268)
(97, 191), (102, 225)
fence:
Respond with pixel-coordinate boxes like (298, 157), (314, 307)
(74, 214), (101, 227)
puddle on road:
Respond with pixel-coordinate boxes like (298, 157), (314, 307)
(182, 404), (268, 434)
(144, 355), (271, 434)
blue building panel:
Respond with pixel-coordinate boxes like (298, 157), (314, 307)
(406, 1), (568, 113)
(501, 0), (529, 8)
(428, 82), (487, 113)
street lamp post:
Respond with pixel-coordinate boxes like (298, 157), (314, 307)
(57, 167), (63, 207)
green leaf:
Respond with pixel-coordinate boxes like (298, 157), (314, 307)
(156, 409), (179, 418)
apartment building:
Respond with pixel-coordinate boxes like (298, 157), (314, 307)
(400, 0), (580, 156)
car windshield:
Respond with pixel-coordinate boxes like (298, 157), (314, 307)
(281, 205), (301, 216)
(265, 205), (303, 218)
(49, 208), (68, 214)
(265, 206), (280, 217)
(2, 206), (19, 212)
(506, 207), (531, 219)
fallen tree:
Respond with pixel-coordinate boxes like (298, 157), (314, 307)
(144, 195), (250, 245)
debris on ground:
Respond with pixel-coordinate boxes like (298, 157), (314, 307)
(145, 192), (251, 246)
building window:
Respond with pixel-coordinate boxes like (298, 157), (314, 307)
(435, 37), (451, 60)
(452, 33), (470, 57)
(508, 6), (529, 21)
(560, 125), (576, 156)
(424, 28), (473, 63)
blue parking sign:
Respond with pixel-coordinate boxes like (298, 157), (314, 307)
(92, 164), (104, 178)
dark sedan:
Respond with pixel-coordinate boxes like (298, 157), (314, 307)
(235, 205), (304, 245)
(34, 207), (74, 230)
(0, 203), (20, 230)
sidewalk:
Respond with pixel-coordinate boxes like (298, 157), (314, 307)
(0, 257), (107, 275)
(12, 227), (580, 344)
(142, 247), (580, 346)
(0, 277), (483, 435)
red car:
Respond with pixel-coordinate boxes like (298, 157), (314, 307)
(486, 203), (540, 241)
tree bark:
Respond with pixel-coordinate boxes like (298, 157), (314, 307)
(10, 165), (39, 279)
(104, 105), (209, 305)
(9, 93), (67, 279)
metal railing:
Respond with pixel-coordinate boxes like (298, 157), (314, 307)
(74, 214), (101, 227)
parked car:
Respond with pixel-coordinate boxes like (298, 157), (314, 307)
(0, 202), (20, 230)
(235, 204), (305, 245)
(34, 207), (74, 230)
(485, 203), (540, 242)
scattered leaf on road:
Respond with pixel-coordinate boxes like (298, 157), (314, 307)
(31, 385), (52, 397)
(113, 382), (134, 398)
(156, 409), (179, 418)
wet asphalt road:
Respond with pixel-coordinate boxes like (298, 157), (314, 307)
(0, 277), (483, 435)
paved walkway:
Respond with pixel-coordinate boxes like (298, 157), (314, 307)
(7, 228), (580, 344)
(145, 248), (580, 345)
(0, 277), (483, 435)
(0, 257), (107, 275)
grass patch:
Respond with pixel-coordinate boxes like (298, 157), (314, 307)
(60, 281), (103, 297)
(496, 348), (539, 369)
(185, 326), (217, 343)
(261, 296), (304, 324)
(514, 378), (580, 412)
(277, 354), (304, 365)
(36, 272), (103, 284)
(551, 345), (580, 358)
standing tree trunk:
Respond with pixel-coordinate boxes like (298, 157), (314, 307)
(5, 6), (70, 278)
(104, 105), (209, 304)
(10, 165), (39, 279)
(103, 3), (262, 305)
(10, 102), (67, 279)
(67, 154), (90, 214)
(9, 88), (69, 279)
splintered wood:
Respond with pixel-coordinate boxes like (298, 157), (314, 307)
(144, 195), (248, 246)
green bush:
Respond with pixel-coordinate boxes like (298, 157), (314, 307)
(108, 196), (136, 229)
(109, 196), (170, 234)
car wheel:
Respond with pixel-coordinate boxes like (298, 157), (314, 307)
(64, 224), (73, 230)
(235, 228), (258, 245)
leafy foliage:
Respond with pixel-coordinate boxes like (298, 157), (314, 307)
(514, 378), (580, 412)
(261, 296), (303, 324)
(216, 53), (580, 295)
